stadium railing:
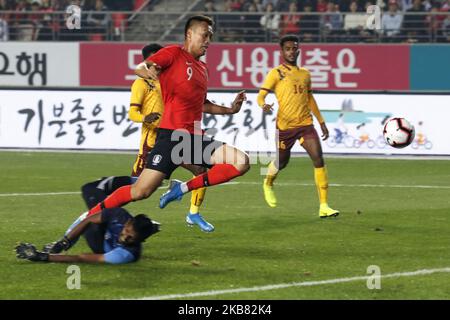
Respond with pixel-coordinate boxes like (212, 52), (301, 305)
(0, 10), (448, 43)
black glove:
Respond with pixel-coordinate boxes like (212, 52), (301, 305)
(42, 236), (73, 254)
(16, 243), (49, 262)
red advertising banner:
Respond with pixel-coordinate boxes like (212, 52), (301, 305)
(80, 43), (409, 90)
(80, 42), (144, 87)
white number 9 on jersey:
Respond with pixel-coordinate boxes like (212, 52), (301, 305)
(187, 67), (193, 80)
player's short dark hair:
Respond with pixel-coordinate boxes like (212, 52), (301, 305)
(279, 35), (299, 48)
(184, 15), (214, 38)
(142, 43), (163, 60)
(132, 214), (160, 243)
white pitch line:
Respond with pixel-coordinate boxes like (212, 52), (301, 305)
(1, 181), (449, 197)
(227, 181), (450, 189)
(132, 267), (450, 300)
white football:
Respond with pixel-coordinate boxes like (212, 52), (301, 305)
(383, 118), (415, 148)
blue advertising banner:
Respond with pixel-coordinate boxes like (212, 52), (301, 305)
(410, 45), (450, 91)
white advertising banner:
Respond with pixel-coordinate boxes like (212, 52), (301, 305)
(0, 89), (448, 155)
(207, 92), (449, 155)
(0, 43), (79, 86)
(0, 90), (138, 149)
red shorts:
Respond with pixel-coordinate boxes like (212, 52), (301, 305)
(278, 125), (319, 152)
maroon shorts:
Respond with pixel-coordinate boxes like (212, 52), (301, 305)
(278, 125), (319, 152)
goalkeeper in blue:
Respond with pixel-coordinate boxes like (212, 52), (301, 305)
(15, 177), (160, 264)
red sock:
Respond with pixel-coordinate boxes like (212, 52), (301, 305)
(186, 164), (242, 191)
(88, 185), (132, 216)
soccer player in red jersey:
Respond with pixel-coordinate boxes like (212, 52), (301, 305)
(85, 15), (250, 229)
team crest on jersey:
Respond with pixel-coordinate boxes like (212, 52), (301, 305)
(152, 154), (162, 165)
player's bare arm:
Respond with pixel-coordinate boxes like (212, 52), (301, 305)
(135, 61), (161, 80)
(48, 253), (105, 263)
(320, 123), (330, 141)
(64, 213), (102, 244)
(43, 213), (103, 254)
(261, 103), (274, 113)
(203, 90), (246, 114)
(15, 242), (106, 263)
(15, 213), (106, 263)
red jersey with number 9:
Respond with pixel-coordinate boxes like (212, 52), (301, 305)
(146, 45), (208, 134)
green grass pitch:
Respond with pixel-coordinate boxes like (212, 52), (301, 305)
(0, 151), (449, 299)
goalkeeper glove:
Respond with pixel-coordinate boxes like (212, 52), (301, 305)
(42, 236), (73, 254)
(15, 243), (49, 262)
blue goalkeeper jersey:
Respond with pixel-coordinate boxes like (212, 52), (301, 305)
(101, 208), (142, 264)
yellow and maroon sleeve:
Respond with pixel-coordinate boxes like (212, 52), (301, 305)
(128, 79), (146, 123)
(257, 68), (278, 107)
(307, 72), (324, 124)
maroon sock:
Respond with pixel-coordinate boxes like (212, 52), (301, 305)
(88, 185), (132, 216)
(186, 164), (242, 191)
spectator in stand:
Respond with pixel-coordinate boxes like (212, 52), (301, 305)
(239, 0), (248, 10)
(13, 0), (33, 40)
(251, 0), (265, 11)
(381, 0), (403, 41)
(299, 1), (320, 42)
(35, 0), (57, 40)
(402, 0), (427, 42)
(442, 13), (450, 41)
(86, 0), (111, 40)
(0, 0), (14, 40)
(438, 0), (450, 41)
(0, 12), (9, 41)
(217, 0), (242, 42)
(260, 2), (281, 40)
(322, 0), (343, 41)
(0, 0), (15, 11)
(336, 0), (352, 12)
(230, 0), (243, 10)
(343, 0), (367, 41)
(276, 0), (290, 11)
(422, 0), (432, 11)
(280, 1), (300, 36)
(29, 0), (42, 40)
(204, 0), (217, 12)
(316, 0), (328, 12)
(400, 0), (413, 11)
(427, 3), (442, 41)
(204, 0), (218, 24)
(243, 2), (264, 41)
(51, 0), (67, 10)
(262, 0), (279, 9)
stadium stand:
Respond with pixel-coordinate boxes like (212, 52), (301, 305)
(0, 0), (448, 42)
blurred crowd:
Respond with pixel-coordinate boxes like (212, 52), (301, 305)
(0, 0), (449, 42)
(0, 0), (136, 40)
(205, 0), (450, 43)
(0, 0), (134, 11)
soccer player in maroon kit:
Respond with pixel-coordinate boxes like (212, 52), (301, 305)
(84, 16), (250, 228)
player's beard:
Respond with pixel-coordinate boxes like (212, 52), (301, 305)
(284, 52), (298, 66)
(285, 57), (296, 66)
(200, 45), (208, 56)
